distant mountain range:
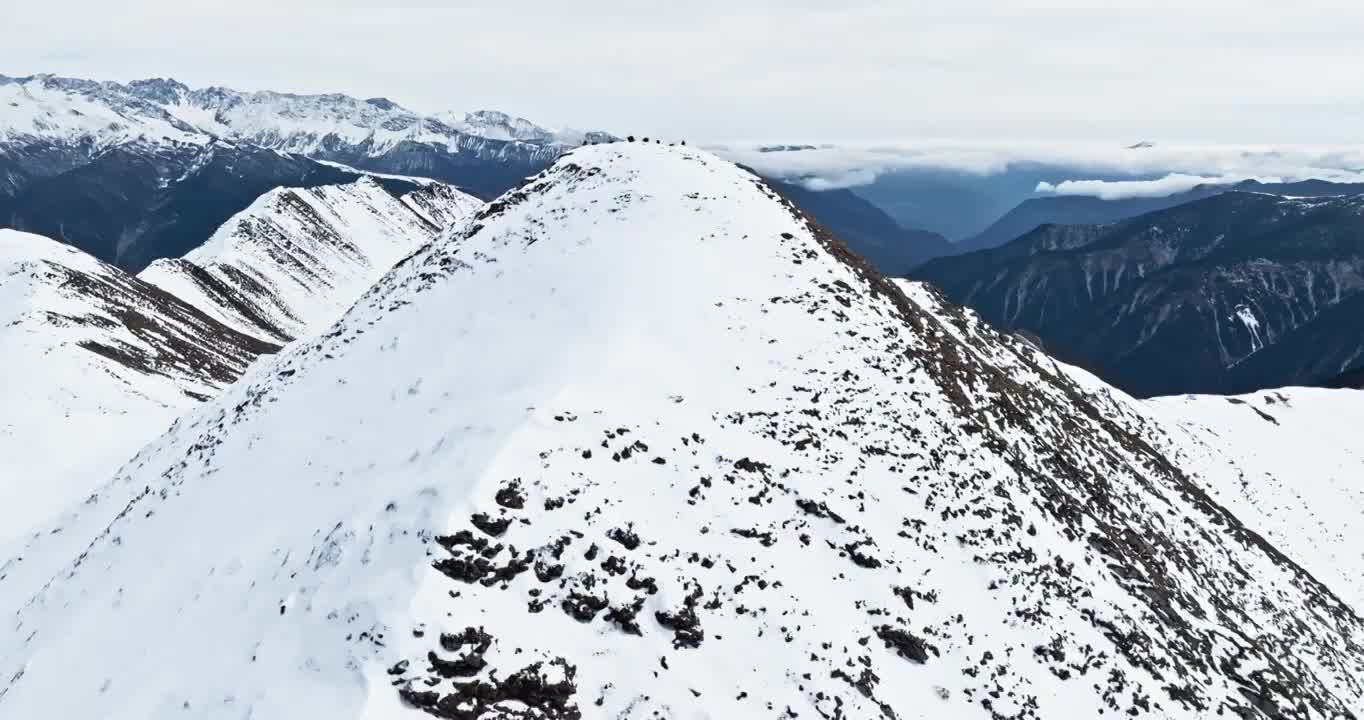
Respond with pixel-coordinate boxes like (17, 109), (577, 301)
(960, 179), (1364, 255)
(0, 73), (602, 271)
(0, 73), (599, 191)
(912, 191), (1364, 396)
(850, 166), (1059, 241)
(1, 73), (957, 276)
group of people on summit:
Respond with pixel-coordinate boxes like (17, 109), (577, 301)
(584, 136), (685, 147)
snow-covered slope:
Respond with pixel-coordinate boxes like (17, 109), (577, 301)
(400, 182), (484, 231)
(1148, 388), (1364, 611)
(138, 177), (480, 342)
(893, 284), (1364, 617)
(2, 146), (1362, 719)
(0, 229), (273, 546)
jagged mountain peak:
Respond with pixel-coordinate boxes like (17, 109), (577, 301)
(454, 109), (557, 142)
(0, 73), (203, 147)
(2, 145), (1362, 719)
(1, 71), (615, 209)
(124, 77), (192, 104)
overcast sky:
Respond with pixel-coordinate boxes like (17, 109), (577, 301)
(5, 1), (1364, 146)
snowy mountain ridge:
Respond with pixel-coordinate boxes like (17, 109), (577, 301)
(138, 176), (481, 343)
(2, 145), (1361, 720)
(0, 174), (475, 548)
(0, 228), (274, 546)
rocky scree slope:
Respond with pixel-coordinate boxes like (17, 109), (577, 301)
(1, 146), (1362, 720)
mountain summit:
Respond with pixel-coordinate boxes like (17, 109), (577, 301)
(1, 146), (1361, 719)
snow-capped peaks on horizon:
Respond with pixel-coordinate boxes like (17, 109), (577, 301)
(434, 108), (611, 147)
(140, 175), (481, 343)
(0, 72), (607, 159)
(0, 73), (204, 149)
(439, 109), (557, 143)
(4, 144), (1362, 719)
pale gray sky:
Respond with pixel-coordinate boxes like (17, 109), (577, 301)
(6, 1), (1364, 145)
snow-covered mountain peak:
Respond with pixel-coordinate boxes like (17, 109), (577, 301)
(123, 77), (192, 104)
(446, 109), (557, 143)
(3, 146), (1363, 719)
(0, 73), (203, 148)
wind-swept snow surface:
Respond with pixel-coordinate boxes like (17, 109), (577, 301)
(2, 147), (1362, 719)
(1149, 388), (1364, 612)
(0, 229), (273, 546)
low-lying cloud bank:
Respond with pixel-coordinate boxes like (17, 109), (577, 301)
(1034, 174), (1275, 199)
(718, 142), (1364, 199)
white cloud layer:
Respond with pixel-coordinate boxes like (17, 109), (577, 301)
(1033, 174), (1269, 199)
(720, 142), (1364, 197)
